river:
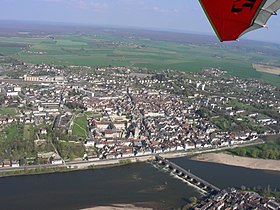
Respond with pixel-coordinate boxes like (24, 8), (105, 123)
(172, 158), (280, 190)
(0, 157), (280, 210)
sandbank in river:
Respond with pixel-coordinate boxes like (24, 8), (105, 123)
(192, 153), (280, 172)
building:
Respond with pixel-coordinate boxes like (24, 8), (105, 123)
(24, 75), (40, 81)
(1, 86), (18, 97)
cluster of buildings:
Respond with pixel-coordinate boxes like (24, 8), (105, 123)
(0, 63), (279, 163)
(194, 188), (280, 210)
(1, 85), (21, 97)
(23, 74), (64, 83)
(84, 87), (262, 159)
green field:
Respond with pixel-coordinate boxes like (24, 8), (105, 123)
(1, 34), (280, 86)
(71, 114), (88, 139)
(56, 141), (85, 160)
(0, 123), (37, 161)
(0, 124), (23, 142)
(0, 107), (18, 117)
(23, 125), (36, 140)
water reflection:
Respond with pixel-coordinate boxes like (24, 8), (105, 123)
(0, 163), (200, 210)
(1, 158), (279, 210)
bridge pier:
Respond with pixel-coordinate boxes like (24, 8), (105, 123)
(178, 171), (184, 176)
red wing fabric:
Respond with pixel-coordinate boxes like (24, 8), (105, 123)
(200, 0), (266, 41)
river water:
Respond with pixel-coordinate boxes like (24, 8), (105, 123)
(173, 158), (280, 190)
(0, 158), (280, 210)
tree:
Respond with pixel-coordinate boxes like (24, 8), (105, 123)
(251, 149), (258, 158)
(241, 185), (246, 191)
(262, 150), (270, 159)
(268, 150), (277, 160)
(189, 196), (197, 204)
(236, 148), (247, 156)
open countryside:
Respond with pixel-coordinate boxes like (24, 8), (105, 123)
(1, 29), (280, 86)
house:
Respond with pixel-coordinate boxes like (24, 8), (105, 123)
(40, 129), (47, 135)
(11, 161), (20, 167)
(49, 155), (63, 165)
(236, 110), (245, 114)
(2, 86), (19, 97)
(266, 200), (280, 210)
(14, 86), (21, 92)
(2, 160), (10, 167)
(114, 122), (126, 130)
(7, 118), (14, 123)
(195, 141), (203, 148)
(84, 139), (95, 147)
(185, 142), (195, 150)
(258, 118), (272, 124)
(104, 129), (114, 138)
(220, 141), (229, 146)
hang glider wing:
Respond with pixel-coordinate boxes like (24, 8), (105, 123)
(199, 0), (280, 41)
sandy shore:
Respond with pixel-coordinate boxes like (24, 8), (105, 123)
(81, 204), (153, 210)
(192, 153), (280, 172)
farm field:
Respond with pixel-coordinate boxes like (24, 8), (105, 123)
(253, 63), (280, 75)
(1, 31), (280, 86)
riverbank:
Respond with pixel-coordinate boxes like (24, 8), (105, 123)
(3, 150), (279, 180)
(0, 153), (187, 178)
(0, 158), (148, 178)
(81, 204), (152, 210)
(192, 153), (280, 172)
(68, 155), (155, 169)
(81, 203), (157, 210)
(0, 141), (264, 178)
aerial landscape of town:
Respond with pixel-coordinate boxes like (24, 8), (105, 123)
(0, 0), (280, 206)
(0, 24), (280, 209)
(0, 63), (279, 166)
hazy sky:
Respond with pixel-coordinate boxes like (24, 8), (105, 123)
(1, 0), (280, 43)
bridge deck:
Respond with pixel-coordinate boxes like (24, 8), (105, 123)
(155, 155), (220, 192)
